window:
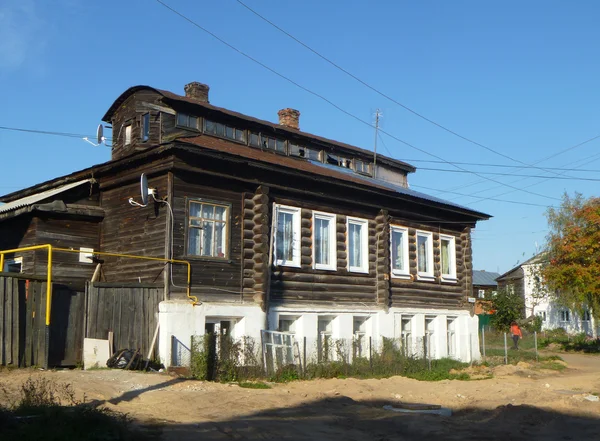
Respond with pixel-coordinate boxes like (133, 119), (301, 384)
(401, 316), (413, 355)
(507, 284), (515, 295)
(425, 316), (436, 359)
(560, 310), (570, 322)
(313, 211), (336, 271)
(440, 235), (457, 282)
(582, 310), (591, 321)
(249, 132), (260, 147)
(353, 317), (368, 358)
(274, 205), (301, 267)
(347, 217), (369, 273)
(536, 311), (547, 321)
(204, 119), (246, 143)
(354, 159), (371, 175)
(187, 200), (229, 258)
(492, 290), (498, 297)
(278, 316), (297, 333)
(289, 144), (321, 161)
(326, 153), (350, 168)
(416, 231), (434, 280)
(447, 317), (457, 357)
(2, 257), (22, 273)
(478, 289), (485, 299)
(390, 226), (409, 278)
(262, 136), (286, 153)
(124, 125), (131, 145)
(176, 112), (199, 130)
(141, 113), (150, 142)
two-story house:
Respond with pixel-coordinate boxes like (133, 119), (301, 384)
(0, 82), (490, 366)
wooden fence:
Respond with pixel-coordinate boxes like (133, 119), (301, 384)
(85, 282), (162, 360)
(0, 274), (163, 368)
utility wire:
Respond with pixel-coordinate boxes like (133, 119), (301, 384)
(155, 0), (559, 201)
(398, 158), (600, 173)
(415, 167), (600, 182)
(0, 125), (112, 141)
(234, 0), (573, 179)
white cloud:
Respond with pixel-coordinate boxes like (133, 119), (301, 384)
(0, 0), (44, 70)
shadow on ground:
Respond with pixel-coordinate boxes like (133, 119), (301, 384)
(149, 396), (599, 441)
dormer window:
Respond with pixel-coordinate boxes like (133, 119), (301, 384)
(354, 159), (371, 176)
(141, 113), (150, 142)
(204, 119), (246, 143)
(326, 153), (351, 168)
(289, 144), (321, 161)
(124, 125), (132, 145)
(249, 132), (260, 147)
(176, 112), (199, 130)
(262, 136), (286, 153)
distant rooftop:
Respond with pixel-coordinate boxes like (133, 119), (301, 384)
(473, 270), (501, 286)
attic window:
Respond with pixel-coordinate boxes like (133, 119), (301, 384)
(249, 132), (260, 147)
(124, 125), (132, 145)
(176, 112), (199, 130)
(263, 136), (286, 154)
(289, 144), (321, 161)
(141, 113), (150, 142)
(326, 153), (351, 168)
(2, 257), (22, 273)
(354, 159), (371, 175)
(204, 119), (246, 143)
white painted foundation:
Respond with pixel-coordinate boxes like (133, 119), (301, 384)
(159, 300), (480, 367)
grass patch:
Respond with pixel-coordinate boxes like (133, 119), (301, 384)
(238, 381), (271, 389)
(0, 378), (150, 441)
(538, 361), (567, 371)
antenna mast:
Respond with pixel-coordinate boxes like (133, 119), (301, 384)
(373, 109), (381, 179)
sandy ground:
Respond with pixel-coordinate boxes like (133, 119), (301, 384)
(1, 353), (599, 440)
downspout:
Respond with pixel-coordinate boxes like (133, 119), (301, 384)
(264, 202), (276, 331)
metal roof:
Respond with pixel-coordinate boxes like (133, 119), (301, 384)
(473, 270), (501, 286)
(0, 179), (91, 214)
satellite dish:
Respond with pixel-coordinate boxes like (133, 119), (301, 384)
(96, 124), (104, 145)
(140, 173), (149, 205)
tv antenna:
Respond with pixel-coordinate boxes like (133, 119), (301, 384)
(83, 124), (109, 147)
(373, 109), (382, 178)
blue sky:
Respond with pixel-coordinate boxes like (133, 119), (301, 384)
(1, 0), (599, 274)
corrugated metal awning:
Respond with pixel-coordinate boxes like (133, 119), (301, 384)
(0, 179), (91, 214)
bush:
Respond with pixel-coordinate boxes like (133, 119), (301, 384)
(0, 378), (147, 441)
(488, 288), (525, 331)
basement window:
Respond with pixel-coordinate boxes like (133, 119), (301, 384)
(176, 112), (199, 130)
(187, 200), (230, 259)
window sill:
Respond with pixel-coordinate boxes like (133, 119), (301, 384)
(184, 255), (233, 264)
(175, 125), (201, 132)
(417, 273), (435, 282)
(348, 268), (369, 274)
(391, 273), (411, 280)
(314, 265), (337, 272)
(441, 276), (458, 284)
(275, 262), (301, 269)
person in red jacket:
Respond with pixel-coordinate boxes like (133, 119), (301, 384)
(510, 321), (523, 350)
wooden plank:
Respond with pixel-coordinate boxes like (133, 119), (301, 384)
(37, 282), (48, 368)
(24, 280), (34, 366)
(10, 277), (18, 365)
(0, 277), (5, 365)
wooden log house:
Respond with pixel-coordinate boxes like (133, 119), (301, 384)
(0, 82), (490, 365)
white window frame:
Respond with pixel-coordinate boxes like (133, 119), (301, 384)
(478, 289), (485, 299)
(390, 225), (410, 279)
(124, 125), (132, 145)
(416, 230), (434, 281)
(439, 234), (457, 283)
(560, 309), (570, 322)
(186, 199), (231, 259)
(346, 217), (369, 274)
(273, 204), (301, 268)
(312, 211), (337, 271)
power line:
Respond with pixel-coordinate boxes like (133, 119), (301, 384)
(155, 0), (560, 201)
(415, 167), (600, 182)
(410, 184), (554, 208)
(234, 0), (573, 179)
(398, 157), (600, 173)
(0, 125), (112, 141)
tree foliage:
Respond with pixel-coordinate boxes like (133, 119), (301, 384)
(543, 193), (600, 327)
(487, 288), (525, 331)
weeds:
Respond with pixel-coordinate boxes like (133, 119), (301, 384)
(238, 381), (271, 389)
(0, 377), (149, 441)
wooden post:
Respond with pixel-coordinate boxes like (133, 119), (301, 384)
(534, 331), (538, 362)
(504, 332), (508, 365)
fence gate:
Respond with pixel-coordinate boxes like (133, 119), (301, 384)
(85, 282), (162, 360)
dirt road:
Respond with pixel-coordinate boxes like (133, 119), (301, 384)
(1, 353), (599, 440)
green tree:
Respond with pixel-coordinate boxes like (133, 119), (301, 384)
(487, 288), (525, 331)
(544, 193), (600, 338)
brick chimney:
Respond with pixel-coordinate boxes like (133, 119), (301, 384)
(278, 108), (300, 130)
(184, 82), (210, 103)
